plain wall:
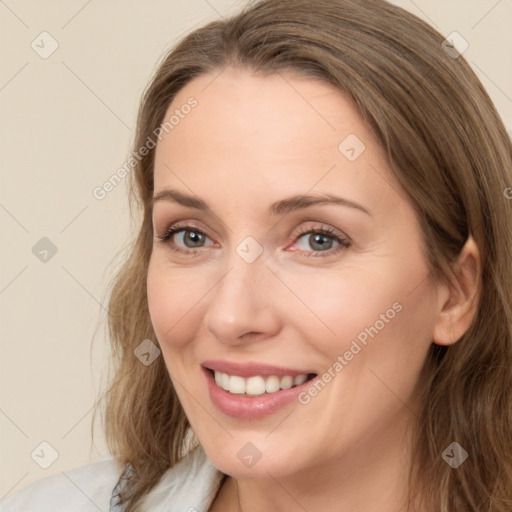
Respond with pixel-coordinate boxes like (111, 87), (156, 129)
(1, 0), (511, 501)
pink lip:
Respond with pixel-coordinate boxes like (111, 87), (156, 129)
(201, 359), (315, 378)
(201, 365), (318, 419)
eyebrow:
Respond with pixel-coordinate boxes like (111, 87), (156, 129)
(151, 188), (372, 216)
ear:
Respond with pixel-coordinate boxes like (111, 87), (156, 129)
(432, 235), (481, 346)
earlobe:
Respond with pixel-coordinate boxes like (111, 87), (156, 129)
(432, 235), (481, 346)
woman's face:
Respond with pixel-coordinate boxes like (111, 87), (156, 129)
(147, 67), (440, 481)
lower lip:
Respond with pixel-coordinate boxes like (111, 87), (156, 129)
(202, 367), (316, 419)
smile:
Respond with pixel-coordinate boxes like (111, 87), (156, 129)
(201, 361), (318, 419)
(213, 370), (312, 395)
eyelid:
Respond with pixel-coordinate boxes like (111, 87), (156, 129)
(156, 221), (214, 247)
(286, 224), (350, 257)
(156, 220), (350, 257)
(290, 223), (350, 245)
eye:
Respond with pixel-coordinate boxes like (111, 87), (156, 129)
(156, 223), (215, 256)
(290, 224), (350, 258)
(155, 222), (350, 259)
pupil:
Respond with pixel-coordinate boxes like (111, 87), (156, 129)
(186, 231), (203, 247)
(311, 234), (331, 251)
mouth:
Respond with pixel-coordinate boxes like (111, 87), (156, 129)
(206, 368), (317, 396)
(200, 360), (318, 419)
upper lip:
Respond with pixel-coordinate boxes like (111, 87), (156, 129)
(202, 359), (316, 378)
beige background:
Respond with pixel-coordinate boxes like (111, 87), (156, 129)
(1, 0), (511, 502)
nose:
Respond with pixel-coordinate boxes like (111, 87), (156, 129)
(202, 253), (282, 346)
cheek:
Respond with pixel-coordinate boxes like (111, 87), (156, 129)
(279, 256), (435, 367)
(146, 257), (209, 351)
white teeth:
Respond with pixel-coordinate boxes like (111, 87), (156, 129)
(280, 376), (293, 389)
(294, 374), (308, 386)
(265, 375), (280, 393)
(221, 373), (230, 391)
(213, 370), (311, 395)
(229, 375), (246, 394)
(246, 376), (266, 395)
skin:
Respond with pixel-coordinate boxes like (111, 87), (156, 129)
(146, 66), (480, 511)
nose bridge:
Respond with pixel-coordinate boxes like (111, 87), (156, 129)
(214, 230), (269, 303)
(203, 246), (279, 343)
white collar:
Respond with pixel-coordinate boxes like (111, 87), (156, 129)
(110, 444), (226, 512)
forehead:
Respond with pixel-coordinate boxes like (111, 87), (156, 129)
(152, 66), (402, 217)
(156, 66), (374, 162)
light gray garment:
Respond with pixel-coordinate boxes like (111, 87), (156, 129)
(0, 444), (225, 512)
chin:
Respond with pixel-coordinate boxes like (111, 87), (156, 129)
(198, 433), (306, 479)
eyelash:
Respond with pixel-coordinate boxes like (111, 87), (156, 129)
(155, 222), (351, 258)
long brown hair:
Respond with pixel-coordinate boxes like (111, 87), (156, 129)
(95, 0), (512, 510)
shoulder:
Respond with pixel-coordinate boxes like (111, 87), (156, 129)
(141, 444), (225, 511)
(0, 458), (124, 512)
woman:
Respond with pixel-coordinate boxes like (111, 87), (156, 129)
(3, 0), (511, 510)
